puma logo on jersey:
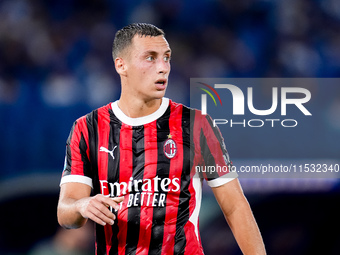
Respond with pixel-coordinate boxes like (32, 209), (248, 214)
(100, 146), (117, 160)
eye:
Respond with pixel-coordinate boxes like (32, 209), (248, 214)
(164, 55), (171, 62)
(146, 56), (154, 61)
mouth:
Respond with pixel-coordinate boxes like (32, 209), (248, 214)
(155, 79), (167, 88)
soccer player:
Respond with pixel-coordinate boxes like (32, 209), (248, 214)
(57, 23), (266, 255)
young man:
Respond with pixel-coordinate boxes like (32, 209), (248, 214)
(57, 23), (266, 255)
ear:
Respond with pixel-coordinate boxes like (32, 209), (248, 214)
(115, 57), (127, 76)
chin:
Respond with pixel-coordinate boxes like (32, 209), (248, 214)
(142, 94), (163, 103)
(154, 90), (167, 99)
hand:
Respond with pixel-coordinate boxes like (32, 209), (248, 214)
(76, 194), (124, 226)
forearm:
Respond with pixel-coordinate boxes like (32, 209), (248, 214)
(212, 180), (266, 254)
(57, 197), (88, 229)
(225, 201), (266, 255)
(58, 182), (124, 228)
(57, 182), (92, 229)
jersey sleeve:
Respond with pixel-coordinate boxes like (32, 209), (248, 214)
(60, 116), (93, 188)
(195, 112), (238, 187)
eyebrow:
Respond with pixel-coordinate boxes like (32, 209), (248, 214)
(144, 49), (172, 55)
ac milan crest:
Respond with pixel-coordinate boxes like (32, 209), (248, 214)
(163, 134), (177, 159)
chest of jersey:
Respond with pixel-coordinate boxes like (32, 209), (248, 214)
(95, 115), (193, 207)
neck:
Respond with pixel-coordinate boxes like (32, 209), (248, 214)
(117, 94), (162, 118)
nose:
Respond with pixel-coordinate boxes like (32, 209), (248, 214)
(157, 58), (170, 74)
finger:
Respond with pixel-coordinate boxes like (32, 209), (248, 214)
(87, 196), (117, 221)
(93, 200), (116, 219)
(111, 196), (124, 209)
(86, 195), (124, 225)
(77, 196), (116, 226)
(92, 195), (117, 209)
(88, 203), (116, 225)
(101, 196), (124, 211)
(112, 196), (125, 203)
(87, 211), (114, 226)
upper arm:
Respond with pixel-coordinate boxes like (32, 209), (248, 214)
(59, 182), (92, 203)
(211, 179), (250, 217)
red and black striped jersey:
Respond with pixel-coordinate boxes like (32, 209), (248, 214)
(60, 98), (237, 255)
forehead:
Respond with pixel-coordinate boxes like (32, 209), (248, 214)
(130, 35), (171, 54)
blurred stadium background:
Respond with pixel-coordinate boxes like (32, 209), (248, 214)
(0, 0), (340, 254)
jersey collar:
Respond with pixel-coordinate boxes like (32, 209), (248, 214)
(111, 98), (169, 126)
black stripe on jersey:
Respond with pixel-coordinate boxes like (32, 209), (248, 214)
(125, 126), (144, 255)
(205, 115), (233, 169)
(66, 120), (76, 146)
(87, 110), (107, 255)
(64, 121), (76, 176)
(109, 111), (121, 255)
(205, 115), (227, 155)
(199, 126), (220, 181)
(107, 110), (122, 185)
(189, 109), (196, 175)
(86, 110), (100, 191)
(174, 106), (193, 254)
(148, 106), (171, 255)
(79, 132), (91, 178)
(65, 120), (90, 178)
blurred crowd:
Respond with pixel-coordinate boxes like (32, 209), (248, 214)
(0, 0), (340, 181)
(0, 0), (339, 178)
(1, 0), (340, 178)
(1, 1), (340, 254)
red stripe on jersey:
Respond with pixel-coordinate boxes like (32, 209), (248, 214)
(97, 106), (112, 254)
(136, 121), (157, 253)
(184, 222), (204, 255)
(117, 124), (133, 255)
(79, 117), (90, 161)
(183, 110), (205, 255)
(161, 103), (183, 254)
(69, 116), (88, 175)
(97, 106), (111, 189)
(192, 110), (203, 175)
(202, 115), (229, 177)
(184, 180), (199, 254)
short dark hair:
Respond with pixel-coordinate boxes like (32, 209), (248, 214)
(112, 23), (165, 60)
